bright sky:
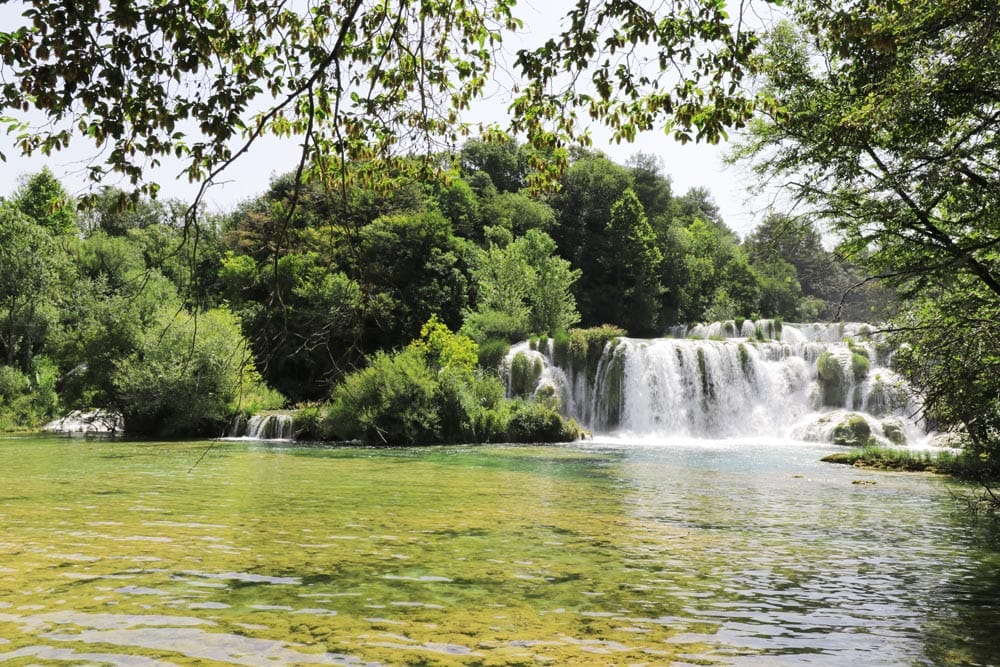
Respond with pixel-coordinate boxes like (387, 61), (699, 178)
(0, 1), (780, 237)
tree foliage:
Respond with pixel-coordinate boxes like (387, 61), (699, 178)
(0, 202), (59, 371)
(0, 0), (768, 204)
(740, 10), (1000, 303)
(324, 318), (578, 445)
(466, 229), (580, 341)
(606, 188), (663, 335)
(113, 306), (270, 437)
(739, 3), (1000, 470)
(14, 168), (76, 234)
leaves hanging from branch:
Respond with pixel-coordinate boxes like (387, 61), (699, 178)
(0, 0), (768, 203)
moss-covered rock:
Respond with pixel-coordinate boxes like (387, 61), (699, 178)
(738, 343), (752, 378)
(851, 353), (870, 381)
(599, 345), (627, 428)
(509, 351), (543, 397)
(881, 418), (907, 446)
(832, 413), (873, 447)
(569, 325), (625, 385)
(817, 351), (848, 407)
(697, 347), (715, 405)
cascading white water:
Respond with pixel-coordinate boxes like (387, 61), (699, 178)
(227, 412), (295, 440)
(505, 321), (926, 446)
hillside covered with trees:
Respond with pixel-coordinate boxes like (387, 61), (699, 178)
(0, 146), (877, 442)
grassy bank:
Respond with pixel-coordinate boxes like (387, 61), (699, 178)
(822, 446), (980, 477)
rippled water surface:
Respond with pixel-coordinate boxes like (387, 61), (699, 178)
(1, 435), (999, 666)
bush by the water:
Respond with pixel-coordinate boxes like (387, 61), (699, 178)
(506, 400), (580, 442)
(317, 318), (581, 445)
(0, 358), (60, 430)
(113, 307), (282, 437)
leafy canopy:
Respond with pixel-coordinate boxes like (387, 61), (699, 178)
(737, 1), (1000, 464)
(1, 0), (773, 202)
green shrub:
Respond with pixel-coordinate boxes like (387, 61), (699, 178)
(509, 352), (543, 397)
(412, 315), (478, 373)
(0, 365), (30, 401)
(552, 329), (571, 367)
(327, 347), (440, 445)
(237, 383), (286, 416)
(505, 401), (580, 443)
(477, 338), (511, 372)
(851, 353), (870, 381)
(569, 325), (625, 384)
(290, 403), (336, 441)
(113, 307), (275, 437)
(460, 309), (529, 344)
(319, 319), (583, 446)
(823, 446), (971, 476)
(0, 358), (61, 431)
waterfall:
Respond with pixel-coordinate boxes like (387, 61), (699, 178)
(227, 411), (295, 440)
(504, 321), (927, 446)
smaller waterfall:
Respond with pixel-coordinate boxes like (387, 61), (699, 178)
(227, 411), (296, 440)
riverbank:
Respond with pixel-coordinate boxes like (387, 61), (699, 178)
(822, 445), (975, 476)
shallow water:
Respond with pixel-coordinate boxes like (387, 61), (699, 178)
(0, 435), (998, 666)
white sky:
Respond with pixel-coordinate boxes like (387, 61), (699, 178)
(0, 1), (779, 237)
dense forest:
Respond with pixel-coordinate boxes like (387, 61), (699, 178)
(0, 144), (882, 442)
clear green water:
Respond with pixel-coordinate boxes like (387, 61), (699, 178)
(1, 435), (999, 666)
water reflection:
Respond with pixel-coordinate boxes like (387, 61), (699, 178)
(594, 437), (1000, 664)
(0, 435), (998, 665)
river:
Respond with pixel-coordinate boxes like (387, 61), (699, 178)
(1, 434), (998, 665)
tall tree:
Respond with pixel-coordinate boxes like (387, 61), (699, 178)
(460, 138), (529, 194)
(739, 5), (1000, 464)
(627, 152), (674, 224)
(606, 188), (663, 335)
(465, 229), (580, 339)
(14, 168), (76, 234)
(744, 212), (851, 318)
(0, 203), (58, 371)
(551, 153), (633, 325)
(740, 12), (1000, 303)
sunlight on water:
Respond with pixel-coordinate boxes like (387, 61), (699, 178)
(1, 435), (999, 666)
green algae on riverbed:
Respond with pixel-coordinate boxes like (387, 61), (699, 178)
(1, 435), (1000, 666)
(0, 438), (720, 665)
